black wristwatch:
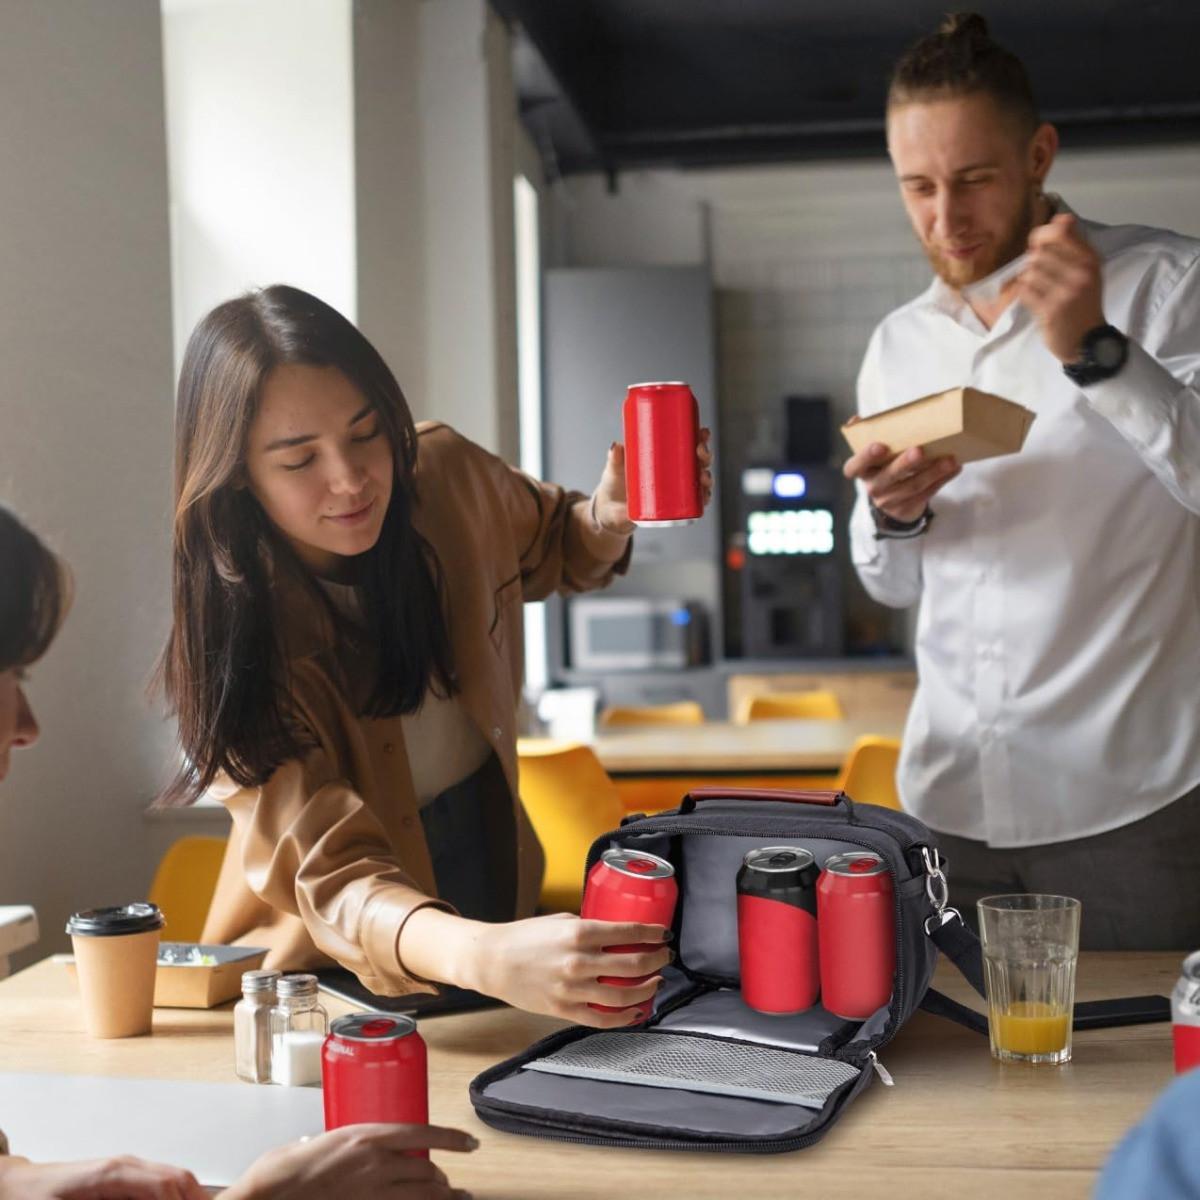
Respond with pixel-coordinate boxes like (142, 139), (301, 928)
(870, 500), (934, 540)
(1062, 324), (1128, 387)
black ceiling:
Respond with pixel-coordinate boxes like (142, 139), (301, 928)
(492, 0), (1200, 178)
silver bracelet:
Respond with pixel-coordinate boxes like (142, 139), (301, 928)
(589, 491), (635, 538)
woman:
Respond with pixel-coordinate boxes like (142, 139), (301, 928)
(0, 506), (476, 1199)
(164, 285), (712, 1023)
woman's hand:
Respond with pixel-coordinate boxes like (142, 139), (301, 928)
(222, 1124), (478, 1200)
(0, 1154), (206, 1200)
(461, 912), (673, 1028)
(590, 429), (715, 534)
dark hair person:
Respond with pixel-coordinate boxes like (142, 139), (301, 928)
(164, 285), (712, 1025)
(0, 506), (477, 1199)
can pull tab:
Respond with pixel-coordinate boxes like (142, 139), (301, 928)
(867, 1051), (895, 1087)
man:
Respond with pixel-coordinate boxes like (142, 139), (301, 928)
(844, 13), (1200, 949)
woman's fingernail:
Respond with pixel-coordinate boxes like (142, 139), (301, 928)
(464, 1135), (481, 1150)
(661, 929), (674, 942)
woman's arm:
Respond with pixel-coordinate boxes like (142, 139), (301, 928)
(398, 907), (672, 1028)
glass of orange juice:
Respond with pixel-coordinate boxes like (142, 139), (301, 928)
(978, 894), (1081, 1065)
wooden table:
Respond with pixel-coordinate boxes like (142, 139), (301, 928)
(0, 954), (1176, 1199)
(592, 717), (905, 776)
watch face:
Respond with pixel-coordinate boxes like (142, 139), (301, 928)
(1093, 334), (1125, 368)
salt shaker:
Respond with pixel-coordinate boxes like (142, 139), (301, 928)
(234, 969), (281, 1083)
(270, 973), (328, 1086)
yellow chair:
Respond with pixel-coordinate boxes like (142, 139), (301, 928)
(517, 739), (625, 913)
(147, 835), (229, 943)
(736, 689), (846, 723)
(835, 736), (902, 811)
(599, 701), (705, 728)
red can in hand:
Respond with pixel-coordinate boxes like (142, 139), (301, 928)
(623, 382), (702, 525)
(1172, 950), (1200, 1073)
(322, 1013), (429, 1155)
(581, 848), (677, 1019)
(737, 846), (821, 1014)
(817, 852), (896, 1019)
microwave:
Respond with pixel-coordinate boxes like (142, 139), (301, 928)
(569, 597), (707, 671)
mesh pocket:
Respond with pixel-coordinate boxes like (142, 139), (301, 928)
(523, 1031), (859, 1108)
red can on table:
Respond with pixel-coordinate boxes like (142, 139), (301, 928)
(581, 848), (677, 1019)
(623, 382), (702, 526)
(817, 851), (896, 1019)
(322, 1013), (429, 1155)
(737, 846), (821, 1015)
(1172, 950), (1200, 1073)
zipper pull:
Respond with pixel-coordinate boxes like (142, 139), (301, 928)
(867, 1051), (895, 1086)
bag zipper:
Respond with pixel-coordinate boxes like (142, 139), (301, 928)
(472, 1055), (876, 1153)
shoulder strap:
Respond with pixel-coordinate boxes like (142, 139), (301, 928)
(922, 913), (1171, 1034)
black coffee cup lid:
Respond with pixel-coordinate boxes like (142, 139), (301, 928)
(66, 902), (165, 937)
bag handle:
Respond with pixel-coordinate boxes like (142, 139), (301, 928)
(679, 787), (848, 815)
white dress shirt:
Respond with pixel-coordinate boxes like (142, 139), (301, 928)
(850, 201), (1200, 847)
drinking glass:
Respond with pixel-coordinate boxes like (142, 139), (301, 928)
(978, 894), (1081, 1065)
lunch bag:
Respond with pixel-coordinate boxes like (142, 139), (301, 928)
(470, 787), (1164, 1154)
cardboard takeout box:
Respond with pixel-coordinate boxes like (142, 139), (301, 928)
(153, 942), (268, 1008)
(842, 386), (1035, 465)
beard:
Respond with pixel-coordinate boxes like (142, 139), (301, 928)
(924, 189), (1037, 290)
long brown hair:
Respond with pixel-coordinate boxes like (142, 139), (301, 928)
(888, 13), (1038, 136)
(0, 507), (70, 673)
(158, 285), (455, 806)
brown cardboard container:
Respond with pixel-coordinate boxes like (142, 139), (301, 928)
(152, 942), (268, 1008)
(842, 386), (1035, 465)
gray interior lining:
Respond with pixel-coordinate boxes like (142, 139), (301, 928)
(483, 1070), (842, 1139)
(654, 988), (858, 1051)
(524, 1031), (860, 1108)
(680, 833), (866, 978)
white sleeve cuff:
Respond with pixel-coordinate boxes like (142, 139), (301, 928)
(1082, 338), (1185, 453)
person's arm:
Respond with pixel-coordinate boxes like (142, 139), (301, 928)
(0, 1155), (206, 1200)
(221, 1124), (477, 1200)
(1078, 256), (1200, 515)
(844, 329), (950, 610)
(398, 908), (672, 1029)
(219, 664), (672, 1018)
(214, 669), (455, 998)
(1019, 216), (1200, 514)
(477, 427), (712, 601)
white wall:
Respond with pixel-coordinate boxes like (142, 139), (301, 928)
(354, 0), (428, 411)
(161, 0), (357, 369)
(0, 1), (181, 964)
(418, 0), (519, 459)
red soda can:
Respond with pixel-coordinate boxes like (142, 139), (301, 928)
(322, 1013), (429, 1155)
(581, 848), (677, 1019)
(737, 846), (821, 1014)
(623, 382), (702, 525)
(817, 851), (896, 1019)
(1172, 950), (1200, 1073)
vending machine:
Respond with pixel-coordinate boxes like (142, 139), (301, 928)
(736, 397), (844, 658)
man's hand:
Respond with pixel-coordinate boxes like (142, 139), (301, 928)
(1018, 213), (1106, 364)
(0, 1154), (206, 1200)
(843, 442), (960, 524)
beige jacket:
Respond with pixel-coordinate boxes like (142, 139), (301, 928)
(201, 423), (631, 994)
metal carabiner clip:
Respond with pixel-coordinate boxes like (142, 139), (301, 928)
(920, 846), (950, 913)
